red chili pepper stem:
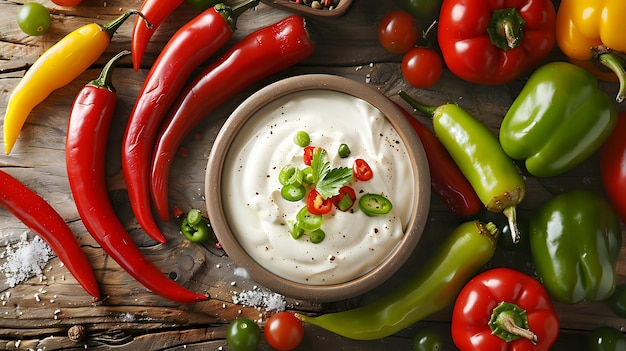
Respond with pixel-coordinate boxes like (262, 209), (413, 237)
(103, 9), (152, 38)
(228, 0), (260, 20)
(595, 48), (626, 103)
(90, 50), (131, 90)
(489, 301), (538, 344)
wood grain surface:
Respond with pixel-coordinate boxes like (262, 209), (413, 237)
(1, 0), (625, 349)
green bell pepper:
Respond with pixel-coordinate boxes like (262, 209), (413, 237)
(394, 0), (442, 25)
(499, 62), (617, 177)
(529, 190), (622, 304)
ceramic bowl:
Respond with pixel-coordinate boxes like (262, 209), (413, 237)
(205, 74), (430, 302)
(260, 0), (353, 19)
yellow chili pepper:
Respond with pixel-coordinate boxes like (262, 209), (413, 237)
(3, 10), (150, 154)
(555, 0), (626, 102)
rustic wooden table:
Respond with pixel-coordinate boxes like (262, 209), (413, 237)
(0, 0), (625, 349)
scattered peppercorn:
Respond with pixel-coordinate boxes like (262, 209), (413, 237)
(68, 325), (86, 342)
(291, 0), (340, 10)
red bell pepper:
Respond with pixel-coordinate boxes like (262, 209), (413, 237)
(600, 112), (626, 224)
(130, 0), (184, 71)
(66, 51), (208, 303)
(0, 169), (101, 301)
(122, 0), (258, 239)
(451, 267), (559, 351)
(396, 102), (483, 218)
(437, 0), (556, 85)
(150, 15), (316, 221)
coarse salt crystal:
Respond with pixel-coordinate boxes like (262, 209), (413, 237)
(0, 233), (52, 287)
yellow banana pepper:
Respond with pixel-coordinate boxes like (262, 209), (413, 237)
(3, 10), (149, 154)
(555, 0), (626, 102)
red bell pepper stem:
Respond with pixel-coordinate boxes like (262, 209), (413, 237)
(395, 102), (483, 218)
(131, 0), (184, 71)
(150, 15), (316, 221)
(0, 169), (101, 301)
(66, 51), (208, 303)
(122, 0), (258, 234)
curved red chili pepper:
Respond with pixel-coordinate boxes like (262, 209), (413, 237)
(395, 102), (483, 218)
(0, 169), (101, 301)
(66, 51), (208, 303)
(131, 0), (184, 71)
(150, 15), (316, 221)
(600, 112), (626, 224)
(123, 1), (258, 239)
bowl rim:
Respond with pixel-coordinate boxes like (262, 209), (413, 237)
(205, 74), (431, 302)
(260, 0), (353, 18)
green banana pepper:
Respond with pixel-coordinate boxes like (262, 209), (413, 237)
(400, 91), (525, 243)
(295, 220), (499, 340)
(529, 190), (622, 304)
(500, 62), (617, 177)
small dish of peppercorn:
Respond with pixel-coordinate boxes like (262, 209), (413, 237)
(260, 0), (352, 19)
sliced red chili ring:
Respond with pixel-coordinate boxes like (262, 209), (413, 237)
(306, 189), (333, 215)
(353, 158), (373, 181)
(331, 185), (357, 211)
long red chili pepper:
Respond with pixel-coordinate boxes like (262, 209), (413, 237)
(66, 51), (208, 303)
(150, 15), (316, 220)
(122, 0), (258, 241)
(131, 0), (184, 71)
(0, 169), (101, 301)
(396, 102), (483, 218)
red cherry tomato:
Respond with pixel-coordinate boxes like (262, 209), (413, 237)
(378, 10), (420, 54)
(264, 312), (305, 351)
(51, 0), (82, 6)
(331, 186), (356, 211)
(353, 158), (373, 181)
(402, 47), (443, 88)
(306, 189), (333, 215)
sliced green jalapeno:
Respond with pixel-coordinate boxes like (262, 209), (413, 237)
(281, 183), (306, 201)
(359, 194), (392, 216)
(296, 206), (323, 231)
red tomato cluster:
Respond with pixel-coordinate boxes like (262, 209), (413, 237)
(378, 10), (443, 88)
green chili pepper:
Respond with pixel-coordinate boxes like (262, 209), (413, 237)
(295, 220), (499, 340)
(399, 91), (525, 243)
(499, 62), (617, 177)
(529, 190), (622, 304)
(295, 207), (322, 231)
(181, 209), (213, 243)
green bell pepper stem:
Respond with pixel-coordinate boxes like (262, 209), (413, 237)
(295, 220), (499, 340)
(489, 301), (537, 343)
(529, 190), (622, 304)
(597, 51), (626, 103)
(399, 90), (525, 243)
(487, 8), (526, 51)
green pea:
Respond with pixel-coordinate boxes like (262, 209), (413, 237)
(309, 229), (325, 244)
(294, 130), (310, 147)
(338, 143), (351, 158)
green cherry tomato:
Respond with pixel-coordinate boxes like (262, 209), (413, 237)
(607, 285), (626, 318)
(588, 326), (626, 351)
(264, 312), (305, 351)
(226, 318), (261, 351)
(185, 0), (219, 11)
(17, 3), (51, 36)
(412, 326), (444, 351)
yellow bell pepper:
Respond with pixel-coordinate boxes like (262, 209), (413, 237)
(2, 10), (148, 154)
(555, 0), (626, 102)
